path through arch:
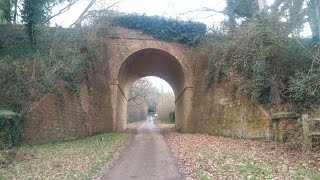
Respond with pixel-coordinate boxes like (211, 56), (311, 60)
(115, 48), (192, 131)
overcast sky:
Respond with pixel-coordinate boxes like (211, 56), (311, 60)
(51, 0), (227, 27)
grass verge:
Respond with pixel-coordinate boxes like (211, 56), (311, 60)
(0, 133), (130, 179)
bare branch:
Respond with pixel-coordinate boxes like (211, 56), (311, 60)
(68, 0), (97, 28)
(128, 78), (159, 106)
(68, 0), (123, 28)
(42, 0), (81, 24)
(179, 7), (225, 17)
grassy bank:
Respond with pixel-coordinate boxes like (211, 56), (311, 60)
(0, 133), (130, 179)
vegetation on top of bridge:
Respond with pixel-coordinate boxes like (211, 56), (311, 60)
(113, 14), (207, 46)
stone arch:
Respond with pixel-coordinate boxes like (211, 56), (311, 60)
(116, 48), (190, 131)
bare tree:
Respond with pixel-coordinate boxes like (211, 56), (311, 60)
(127, 77), (159, 122)
(128, 78), (159, 105)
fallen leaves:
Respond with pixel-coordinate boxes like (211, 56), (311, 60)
(0, 133), (131, 179)
(163, 131), (320, 180)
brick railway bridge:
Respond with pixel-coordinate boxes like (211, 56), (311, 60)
(24, 27), (278, 144)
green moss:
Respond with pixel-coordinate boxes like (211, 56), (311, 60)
(0, 110), (22, 149)
(197, 171), (211, 180)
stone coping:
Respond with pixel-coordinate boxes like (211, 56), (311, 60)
(271, 112), (300, 120)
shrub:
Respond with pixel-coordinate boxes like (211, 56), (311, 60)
(204, 15), (319, 111)
(169, 110), (175, 123)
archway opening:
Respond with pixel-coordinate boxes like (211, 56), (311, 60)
(127, 76), (175, 125)
(116, 48), (185, 131)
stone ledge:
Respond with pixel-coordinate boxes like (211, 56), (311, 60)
(271, 112), (300, 120)
(0, 110), (21, 120)
(309, 131), (320, 136)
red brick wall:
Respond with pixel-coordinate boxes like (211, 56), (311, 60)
(190, 58), (273, 140)
(23, 60), (114, 144)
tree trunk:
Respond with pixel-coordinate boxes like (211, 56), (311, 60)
(3, 0), (12, 23)
(13, 0), (18, 23)
(309, 0), (320, 42)
(317, 3), (320, 40)
(226, 0), (236, 31)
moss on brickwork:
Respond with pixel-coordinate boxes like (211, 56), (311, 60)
(0, 110), (22, 149)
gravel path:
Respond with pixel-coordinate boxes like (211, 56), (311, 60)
(100, 119), (181, 180)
